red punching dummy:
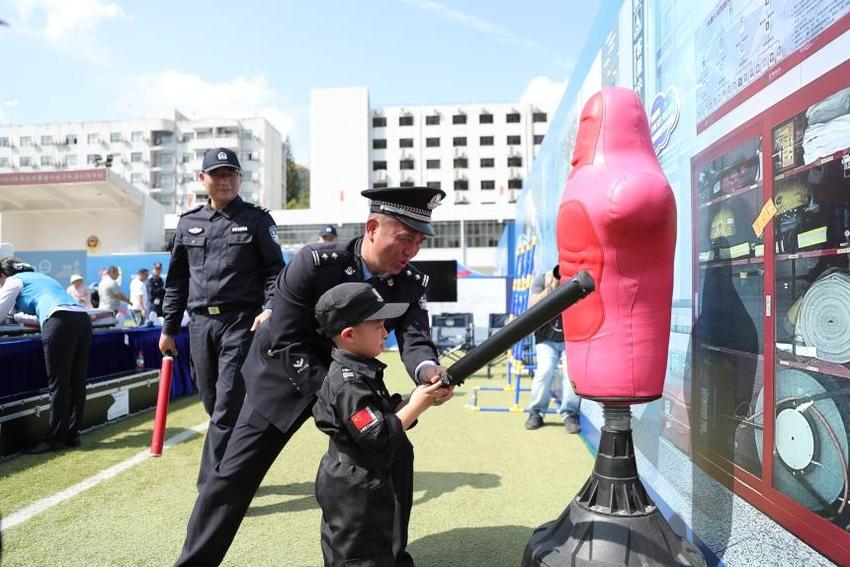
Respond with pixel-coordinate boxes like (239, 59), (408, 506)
(557, 87), (676, 403)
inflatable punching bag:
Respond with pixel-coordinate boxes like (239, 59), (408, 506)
(524, 88), (705, 566)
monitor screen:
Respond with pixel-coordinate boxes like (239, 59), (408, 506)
(410, 260), (457, 302)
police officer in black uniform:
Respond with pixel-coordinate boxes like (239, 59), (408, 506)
(160, 147), (284, 489)
(147, 261), (166, 317)
(175, 186), (448, 567)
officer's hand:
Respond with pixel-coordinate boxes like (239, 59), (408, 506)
(251, 308), (272, 331)
(418, 364), (447, 385)
(159, 333), (177, 356)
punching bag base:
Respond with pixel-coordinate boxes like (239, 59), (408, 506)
(523, 421), (706, 567)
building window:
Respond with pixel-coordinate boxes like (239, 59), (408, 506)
(480, 158), (494, 168)
(399, 138), (414, 148)
(86, 154), (100, 165)
(373, 181), (388, 189)
(372, 116), (387, 128)
(182, 152), (192, 163)
(508, 178), (523, 189)
(110, 132), (122, 142)
(131, 131), (143, 142)
(240, 151), (252, 163)
(452, 114), (467, 125)
(426, 115), (440, 125)
(453, 157), (468, 168)
(41, 135), (54, 146)
(479, 113), (493, 124)
(131, 152), (143, 163)
(480, 136), (494, 146)
(400, 181), (415, 187)
(195, 129), (212, 139)
(507, 135), (521, 145)
(159, 153), (174, 167)
(20, 136), (32, 147)
(454, 179), (469, 190)
(426, 159), (440, 169)
(533, 134), (545, 145)
(426, 181), (441, 190)
(373, 139), (387, 149)
(19, 156), (32, 167)
(66, 155), (77, 166)
(481, 180), (495, 190)
(532, 112), (547, 123)
(465, 219), (504, 247)
(373, 160), (387, 171)
(507, 156), (523, 167)
(41, 155), (53, 166)
(426, 137), (440, 148)
(240, 129), (253, 140)
(0, 157), (8, 167)
(183, 132), (195, 142)
(66, 134), (78, 145)
(399, 159), (414, 170)
(180, 173), (194, 184)
(506, 112), (521, 123)
(86, 134), (99, 144)
(422, 221), (461, 248)
(0, 137), (8, 147)
(452, 137), (467, 147)
(399, 115), (414, 126)
(131, 173), (143, 184)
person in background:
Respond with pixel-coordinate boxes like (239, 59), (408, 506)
(99, 266), (130, 315)
(66, 274), (92, 308)
(0, 258), (92, 453)
(147, 261), (166, 318)
(318, 224), (338, 243)
(524, 265), (582, 434)
(129, 268), (149, 324)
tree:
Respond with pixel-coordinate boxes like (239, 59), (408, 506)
(284, 137), (309, 209)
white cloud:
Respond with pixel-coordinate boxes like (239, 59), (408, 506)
(8, 0), (123, 59)
(402, 0), (571, 69)
(116, 71), (296, 139)
(519, 76), (566, 112)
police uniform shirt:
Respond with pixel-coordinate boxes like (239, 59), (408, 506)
(313, 348), (406, 465)
(242, 236), (437, 433)
(162, 195), (284, 335)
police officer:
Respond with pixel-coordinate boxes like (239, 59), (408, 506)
(318, 224), (338, 243)
(159, 147), (284, 489)
(147, 261), (166, 317)
(175, 186), (448, 567)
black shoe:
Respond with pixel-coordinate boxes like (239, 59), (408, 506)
(564, 413), (580, 434)
(65, 435), (81, 448)
(396, 550), (415, 567)
(525, 412), (544, 430)
(24, 441), (66, 455)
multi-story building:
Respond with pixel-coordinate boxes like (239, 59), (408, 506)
(276, 87), (552, 271)
(0, 111), (284, 212)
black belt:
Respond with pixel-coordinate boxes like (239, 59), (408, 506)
(194, 303), (251, 316)
(328, 442), (390, 469)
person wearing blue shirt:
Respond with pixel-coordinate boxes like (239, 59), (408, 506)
(0, 258), (92, 454)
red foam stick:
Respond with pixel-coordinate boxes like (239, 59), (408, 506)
(150, 353), (174, 456)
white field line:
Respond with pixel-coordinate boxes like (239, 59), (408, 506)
(2, 421), (208, 531)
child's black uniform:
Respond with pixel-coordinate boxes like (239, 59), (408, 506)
(313, 348), (414, 567)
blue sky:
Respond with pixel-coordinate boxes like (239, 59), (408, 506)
(0, 0), (602, 164)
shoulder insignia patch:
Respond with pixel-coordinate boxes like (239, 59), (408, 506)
(245, 202), (270, 214)
(311, 248), (351, 267)
(400, 266), (429, 287)
(350, 406), (380, 433)
(341, 368), (356, 381)
(179, 204), (204, 217)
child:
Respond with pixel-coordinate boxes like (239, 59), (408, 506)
(312, 282), (453, 567)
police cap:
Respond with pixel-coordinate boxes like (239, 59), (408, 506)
(361, 186), (445, 236)
(319, 225), (338, 237)
(202, 147), (242, 173)
(315, 282), (409, 337)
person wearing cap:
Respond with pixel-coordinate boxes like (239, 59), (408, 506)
(147, 261), (166, 317)
(312, 282), (452, 567)
(175, 186), (448, 567)
(159, 146), (285, 489)
(66, 273), (92, 308)
(317, 224), (338, 243)
(0, 258), (92, 453)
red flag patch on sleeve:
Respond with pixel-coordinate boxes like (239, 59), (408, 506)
(350, 406), (379, 432)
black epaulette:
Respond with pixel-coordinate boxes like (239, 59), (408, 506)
(341, 368), (357, 382)
(399, 265), (429, 288)
(179, 204), (204, 216)
(244, 202), (271, 214)
(311, 248), (352, 267)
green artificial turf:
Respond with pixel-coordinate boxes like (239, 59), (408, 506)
(0, 356), (593, 566)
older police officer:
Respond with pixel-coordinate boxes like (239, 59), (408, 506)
(160, 147), (284, 489)
(176, 186), (449, 567)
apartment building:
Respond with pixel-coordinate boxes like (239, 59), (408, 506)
(0, 111), (284, 212)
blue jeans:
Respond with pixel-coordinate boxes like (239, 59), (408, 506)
(527, 340), (580, 418)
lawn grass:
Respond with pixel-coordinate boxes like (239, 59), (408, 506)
(0, 356), (593, 566)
